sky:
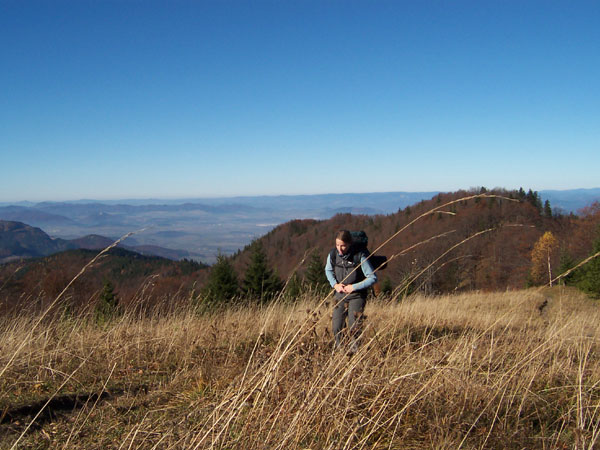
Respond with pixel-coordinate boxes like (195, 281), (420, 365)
(1, 0), (599, 202)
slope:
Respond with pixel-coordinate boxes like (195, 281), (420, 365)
(232, 189), (596, 294)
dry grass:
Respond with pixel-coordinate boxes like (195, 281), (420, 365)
(1, 286), (599, 449)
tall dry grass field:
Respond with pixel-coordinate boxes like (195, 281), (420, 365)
(1, 287), (599, 449)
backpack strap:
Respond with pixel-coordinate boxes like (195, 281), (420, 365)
(352, 250), (362, 265)
(329, 248), (337, 269)
(348, 244), (370, 266)
(351, 249), (367, 283)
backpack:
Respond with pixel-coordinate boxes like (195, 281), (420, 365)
(329, 230), (388, 273)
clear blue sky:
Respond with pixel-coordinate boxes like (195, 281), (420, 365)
(1, 0), (598, 202)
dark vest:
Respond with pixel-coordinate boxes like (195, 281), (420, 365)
(330, 249), (368, 301)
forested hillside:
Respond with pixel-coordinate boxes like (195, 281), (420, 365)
(0, 221), (75, 262)
(231, 188), (600, 296)
(2, 188), (599, 314)
(0, 248), (207, 314)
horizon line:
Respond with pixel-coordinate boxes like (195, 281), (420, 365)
(1, 186), (600, 205)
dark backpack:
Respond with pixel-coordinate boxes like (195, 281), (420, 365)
(329, 230), (388, 273)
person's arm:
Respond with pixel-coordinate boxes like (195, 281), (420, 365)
(325, 254), (337, 288)
(348, 255), (378, 291)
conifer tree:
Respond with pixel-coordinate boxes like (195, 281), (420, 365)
(95, 279), (120, 325)
(203, 253), (238, 304)
(544, 199), (552, 218)
(379, 276), (393, 297)
(526, 189), (543, 213)
(283, 272), (302, 300)
(243, 241), (282, 302)
(304, 250), (329, 293)
(558, 250), (576, 285)
(576, 228), (600, 297)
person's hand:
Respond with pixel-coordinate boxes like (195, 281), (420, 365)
(334, 283), (346, 293)
(342, 284), (354, 294)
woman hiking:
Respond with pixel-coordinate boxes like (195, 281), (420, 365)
(325, 230), (377, 353)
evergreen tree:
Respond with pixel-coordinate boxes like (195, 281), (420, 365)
(526, 189), (542, 213)
(558, 250), (576, 286)
(576, 228), (600, 298)
(526, 189), (535, 204)
(179, 258), (204, 276)
(283, 272), (302, 300)
(544, 199), (553, 218)
(379, 276), (393, 297)
(202, 253), (239, 304)
(304, 250), (329, 293)
(95, 279), (121, 325)
(243, 241), (282, 302)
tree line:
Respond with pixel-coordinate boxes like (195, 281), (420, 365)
(201, 240), (330, 306)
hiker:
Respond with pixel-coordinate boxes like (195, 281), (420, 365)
(325, 230), (377, 352)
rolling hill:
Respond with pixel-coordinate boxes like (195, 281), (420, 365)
(0, 221), (75, 262)
(0, 246), (208, 312)
(230, 189), (600, 294)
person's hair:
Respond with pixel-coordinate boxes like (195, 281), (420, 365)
(335, 230), (353, 244)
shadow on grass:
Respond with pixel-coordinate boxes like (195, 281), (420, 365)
(0, 384), (148, 433)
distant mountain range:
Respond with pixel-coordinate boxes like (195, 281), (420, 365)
(0, 221), (191, 263)
(0, 188), (598, 263)
(0, 191), (441, 262)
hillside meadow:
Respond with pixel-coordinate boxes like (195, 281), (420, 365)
(1, 286), (599, 449)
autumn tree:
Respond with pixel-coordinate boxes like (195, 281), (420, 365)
(530, 231), (559, 286)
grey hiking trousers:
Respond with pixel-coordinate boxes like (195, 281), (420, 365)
(332, 295), (366, 351)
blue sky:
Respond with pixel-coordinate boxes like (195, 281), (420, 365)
(1, 0), (598, 202)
